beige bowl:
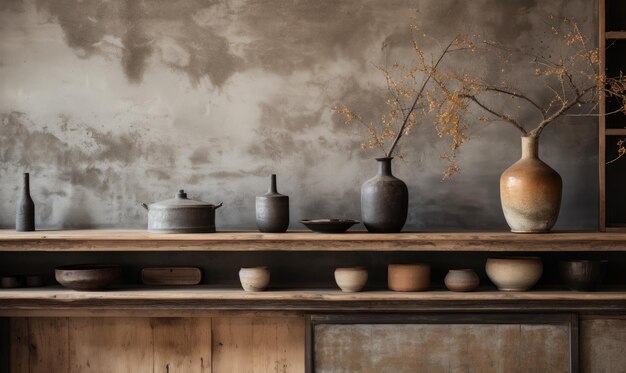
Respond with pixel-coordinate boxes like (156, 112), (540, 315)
(239, 266), (270, 292)
(334, 267), (368, 292)
(388, 263), (430, 292)
(486, 257), (542, 292)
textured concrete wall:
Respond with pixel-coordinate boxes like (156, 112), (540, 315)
(0, 0), (597, 230)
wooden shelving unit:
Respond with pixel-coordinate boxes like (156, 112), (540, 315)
(1, 285), (625, 316)
(600, 0), (626, 231)
(0, 229), (626, 251)
(0, 230), (625, 315)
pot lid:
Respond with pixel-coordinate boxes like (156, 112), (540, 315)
(148, 190), (221, 210)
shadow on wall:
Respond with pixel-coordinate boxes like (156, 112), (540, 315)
(0, 0), (597, 230)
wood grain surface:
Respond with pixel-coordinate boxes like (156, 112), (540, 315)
(0, 229), (625, 251)
(9, 316), (304, 373)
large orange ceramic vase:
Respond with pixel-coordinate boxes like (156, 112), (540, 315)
(500, 136), (562, 233)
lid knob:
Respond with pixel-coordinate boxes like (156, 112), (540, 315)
(176, 190), (187, 199)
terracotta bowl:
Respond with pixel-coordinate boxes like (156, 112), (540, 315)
(444, 269), (480, 292)
(559, 260), (608, 291)
(55, 264), (122, 291)
(334, 267), (368, 292)
(486, 257), (542, 292)
(239, 266), (270, 292)
(388, 263), (430, 292)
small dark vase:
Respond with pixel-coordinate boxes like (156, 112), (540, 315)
(16, 173), (35, 232)
(361, 157), (408, 233)
(256, 174), (289, 233)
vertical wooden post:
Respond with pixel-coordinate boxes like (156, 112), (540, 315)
(0, 318), (8, 373)
(599, 0), (607, 231)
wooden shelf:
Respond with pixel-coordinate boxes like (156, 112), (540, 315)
(606, 128), (626, 135)
(1, 285), (625, 315)
(606, 31), (626, 39)
(1, 230), (626, 252)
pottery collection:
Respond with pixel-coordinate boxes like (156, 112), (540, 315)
(361, 157), (408, 233)
(444, 269), (480, 292)
(559, 260), (608, 291)
(500, 136), (562, 233)
(388, 263), (430, 292)
(486, 257), (543, 292)
(239, 266), (270, 292)
(16, 172), (35, 232)
(256, 174), (289, 233)
(334, 267), (368, 292)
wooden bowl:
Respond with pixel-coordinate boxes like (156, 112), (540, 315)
(388, 263), (430, 292)
(486, 257), (542, 292)
(334, 267), (368, 292)
(444, 269), (480, 292)
(55, 264), (122, 291)
(559, 260), (608, 291)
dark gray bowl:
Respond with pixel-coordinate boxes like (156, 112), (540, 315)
(559, 260), (608, 291)
(55, 264), (122, 291)
(300, 219), (360, 233)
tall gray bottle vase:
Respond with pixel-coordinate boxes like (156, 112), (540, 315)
(256, 174), (289, 233)
(16, 172), (35, 231)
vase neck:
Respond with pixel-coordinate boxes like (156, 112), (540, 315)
(521, 136), (539, 159)
(268, 174), (277, 194)
(376, 157), (393, 176)
(22, 173), (30, 193)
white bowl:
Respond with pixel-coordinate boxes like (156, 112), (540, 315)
(239, 266), (270, 292)
(486, 257), (542, 292)
(334, 267), (368, 292)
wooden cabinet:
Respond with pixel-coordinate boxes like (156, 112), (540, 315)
(1, 230), (626, 372)
(599, 0), (626, 231)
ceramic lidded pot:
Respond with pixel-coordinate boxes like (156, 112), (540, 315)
(334, 267), (368, 292)
(486, 257), (543, 292)
(361, 157), (408, 233)
(256, 174), (289, 233)
(388, 263), (430, 292)
(239, 266), (270, 292)
(500, 136), (562, 233)
(444, 269), (480, 292)
(142, 190), (222, 233)
(559, 260), (608, 291)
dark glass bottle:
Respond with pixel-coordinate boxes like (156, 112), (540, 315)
(16, 173), (35, 232)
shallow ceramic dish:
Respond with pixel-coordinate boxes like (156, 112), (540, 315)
(300, 219), (360, 233)
(55, 264), (122, 291)
(334, 267), (368, 292)
(559, 260), (607, 291)
(486, 257), (542, 292)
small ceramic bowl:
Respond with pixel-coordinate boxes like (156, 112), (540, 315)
(388, 263), (430, 292)
(559, 260), (608, 291)
(444, 269), (480, 292)
(334, 267), (368, 292)
(486, 257), (543, 292)
(239, 266), (270, 292)
(0, 276), (23, 288)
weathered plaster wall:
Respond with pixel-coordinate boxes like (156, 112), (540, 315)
(0, 0), (597, 230)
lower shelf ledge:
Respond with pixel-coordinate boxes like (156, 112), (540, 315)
(1, 286), (626, 315)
